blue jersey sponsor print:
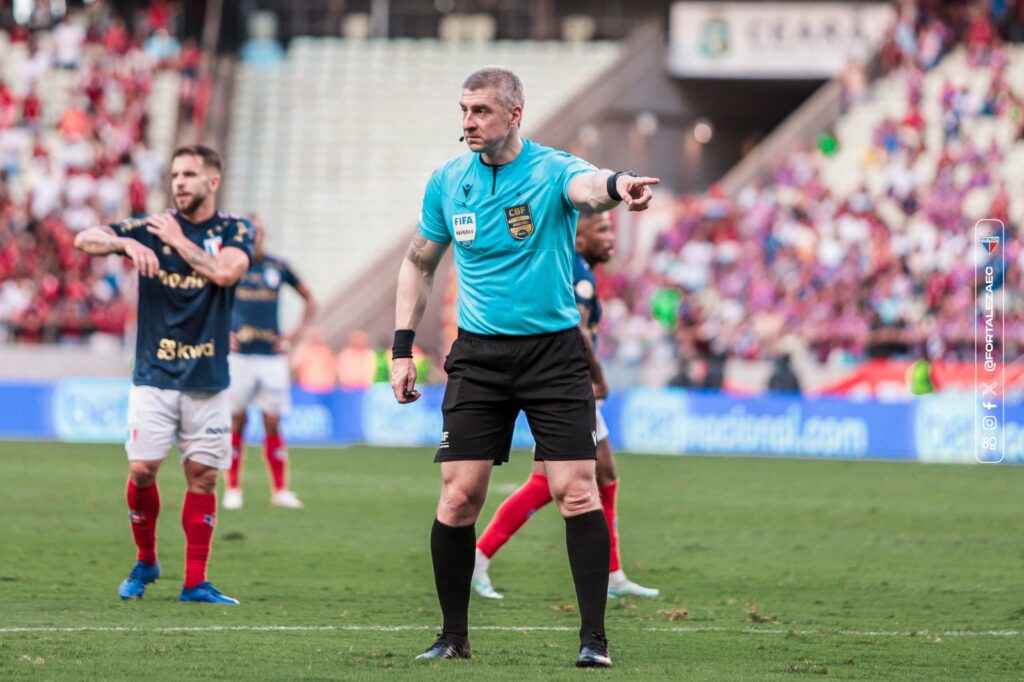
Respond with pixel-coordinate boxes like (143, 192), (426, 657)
(572, 253), (601, 348)
(417, 139), (595, 336)
(111, 211), (255, 391)
(231, 254), (300, 355)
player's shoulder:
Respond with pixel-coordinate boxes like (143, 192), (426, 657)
(572, 252), (595, 283)
(573, 255), (596, 300)
(215, 211), (254, 230)
(110, 215), (150, 233)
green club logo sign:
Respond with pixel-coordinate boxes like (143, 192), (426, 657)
(701, 18), (730, 60)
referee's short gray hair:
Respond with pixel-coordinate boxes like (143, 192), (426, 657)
(462, 67), (525, 112)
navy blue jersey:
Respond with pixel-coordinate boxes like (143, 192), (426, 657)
(112, 211), (255, 391)
(231, 254), (300, 355)
(572, 253), (601, 347)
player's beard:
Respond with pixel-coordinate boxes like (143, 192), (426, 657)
(176, 191), (206, 216)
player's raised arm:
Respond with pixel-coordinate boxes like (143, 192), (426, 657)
(146, 212), (250, 287)
(567, 170), (660, 213)
(74, 224), (160, 277)
(392, 232), (449, 403)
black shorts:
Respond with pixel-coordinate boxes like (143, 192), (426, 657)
(435, 326), (596, 465)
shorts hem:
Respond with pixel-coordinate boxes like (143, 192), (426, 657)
(184, 452), (231, 469)
(433, 451), (510, 463)
(125, 452), (167, 462)
(533, 451), (598, 461)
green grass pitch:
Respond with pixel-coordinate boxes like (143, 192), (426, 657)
(0, 442), (1022, 680)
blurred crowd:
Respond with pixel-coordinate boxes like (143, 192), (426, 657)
(3, 1), (1024, 400)
(291, 328), (433, 393)
(0, 1), (197, 344)
(599, 2), (1024, 386)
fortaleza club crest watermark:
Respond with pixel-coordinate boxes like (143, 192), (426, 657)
(974, 220), (1005, 463)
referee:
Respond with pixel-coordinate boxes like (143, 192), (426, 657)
(391, 67), (658, 668)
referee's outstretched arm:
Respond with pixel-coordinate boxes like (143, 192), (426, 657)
(391, 233), (449, 403)
(568, 170), (660, 213)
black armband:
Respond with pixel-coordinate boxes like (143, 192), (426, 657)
(606, 171), (635, 202)
(392, 329), (415, 359)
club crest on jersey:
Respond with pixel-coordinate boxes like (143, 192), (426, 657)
(453, 213), (477, 248)
(504, 203), (534, 240)
(575, 279), (595, 300)
(203, 236), (222, 256)
(264, 267), (281, 288)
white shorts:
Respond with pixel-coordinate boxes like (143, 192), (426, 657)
(125, 385), (232, 469)
(595, 400), (609, 443)
(228, 353), (291, 416)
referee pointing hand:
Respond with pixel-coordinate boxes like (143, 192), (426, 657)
(391, 66), (658, 668)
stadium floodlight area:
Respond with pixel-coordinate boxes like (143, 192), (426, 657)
(222, 38), (621, 316)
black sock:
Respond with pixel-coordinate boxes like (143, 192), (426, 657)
(565, 509), (610, 643)
(430, 518), (476, 641)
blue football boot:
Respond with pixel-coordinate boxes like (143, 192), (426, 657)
(179, 581), (240, 604)
(118, 561), (160, 600)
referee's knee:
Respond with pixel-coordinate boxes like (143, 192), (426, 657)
(553, 483), (600, 517)
(438, 486), (486, 525)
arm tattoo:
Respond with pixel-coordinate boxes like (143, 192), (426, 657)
(177, 241), (219, 271)
(83, 235), (122, 253)
(405, 234), (433, 274)
(76, 228), (124, 255)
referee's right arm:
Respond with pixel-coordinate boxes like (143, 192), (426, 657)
(396, 233), (447, 331)
(392, 232), (449, 403)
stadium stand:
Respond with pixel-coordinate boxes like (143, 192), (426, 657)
(600, 19), (1024, 385)
(3, 0), (1022, 397)
(0, 12), (182, 345)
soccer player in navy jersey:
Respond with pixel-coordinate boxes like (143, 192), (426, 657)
(224, 216), (316, 510)
(74, 145), (254, 604)
(472, 211), (659, 602)
(391, 67), (658, 667)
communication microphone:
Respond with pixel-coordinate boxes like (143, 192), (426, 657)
(459, 136), (465, 142)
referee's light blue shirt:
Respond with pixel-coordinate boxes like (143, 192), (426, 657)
(417, 139), (596, 336)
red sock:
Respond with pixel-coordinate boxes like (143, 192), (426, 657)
(227, 431), (243, 490)
(181, 491), (217, 588)
(477, 473), (552, 558)
(126, 479), (160, 565)
(599, 480), (621, 572)
(264, 433), (287, 493)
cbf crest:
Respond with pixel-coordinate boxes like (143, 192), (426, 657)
(264, 267), (281, 288)
(504, 203), (534, 240)
(453, 213), (477, 248)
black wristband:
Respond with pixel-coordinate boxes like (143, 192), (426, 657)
(392, 329), (415, 359)
(606, 171), (635, 202)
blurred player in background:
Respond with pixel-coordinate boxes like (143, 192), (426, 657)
(472, 211), (659, 601)
(224, 216), (316, 510)
(73, 145), (253, 604)
(391, 66), (658, 668)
